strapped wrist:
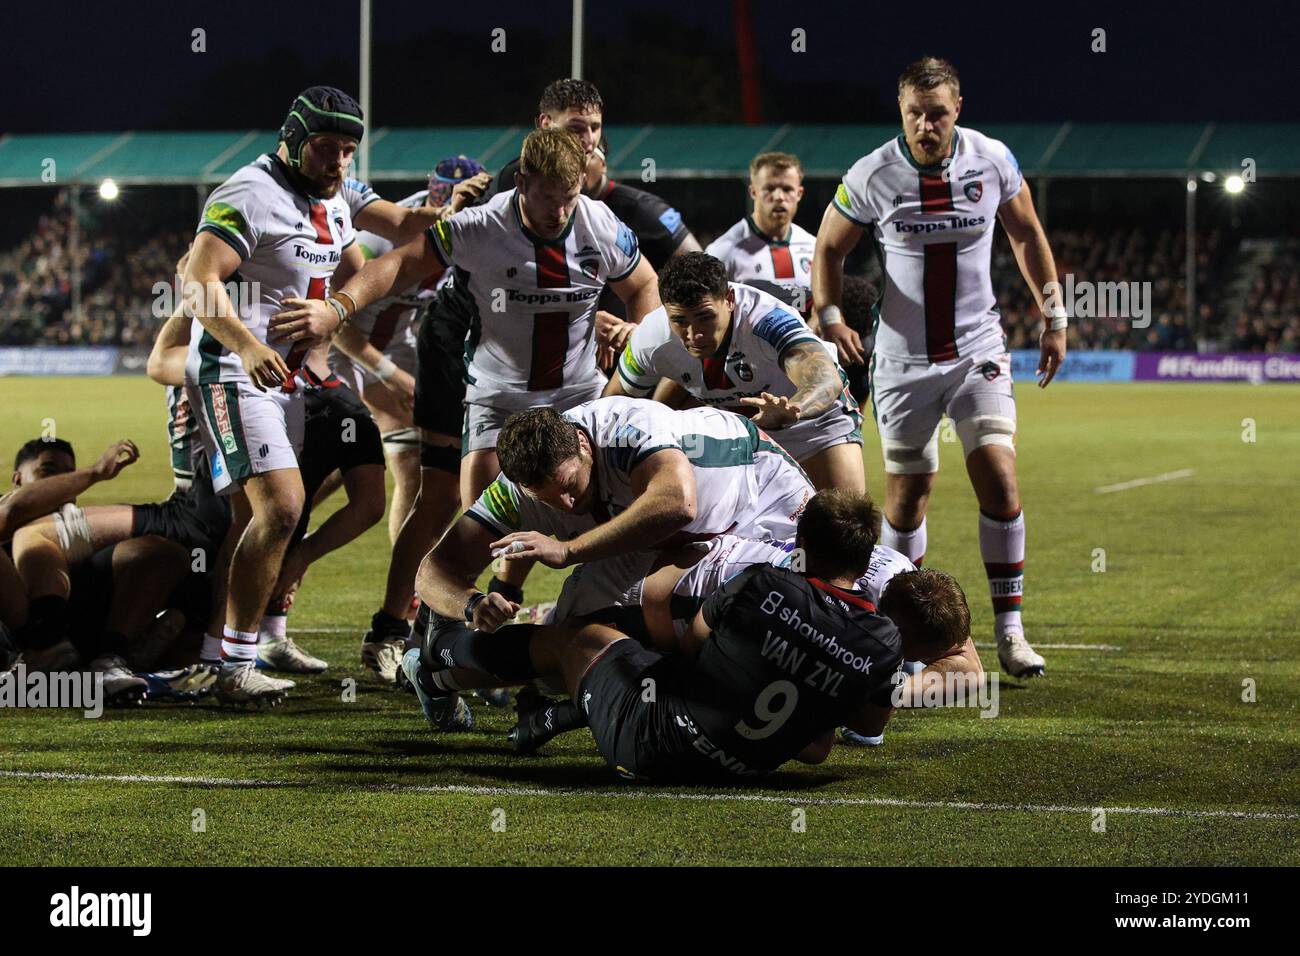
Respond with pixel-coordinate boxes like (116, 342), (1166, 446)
(818, 305), (844, 328)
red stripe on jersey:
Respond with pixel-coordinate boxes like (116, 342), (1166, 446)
(808, 577), (877, 612)
(919, 173), (953, 214)
(369, 303), (405, 350)
(308, 202), (334, 244)
(535, 244), (568, 288)
(702, 356), (734, 389)
(769, 245), (795, 279)
(529, 312), (568, 390)
(282, 275), (326, 390)
(922, 243), (958, 362)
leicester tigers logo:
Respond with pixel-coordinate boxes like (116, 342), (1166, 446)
(964, 181), (983, 203)
(980, 360), (1000, 381)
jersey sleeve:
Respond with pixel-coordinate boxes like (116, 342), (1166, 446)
(832, 156), (876, 228)
(751, 302), (820, 360)
(701, 564), (770, 633)
(616, 310), (669, 396)
(995, 141), (1025, 204)
(425, 207), (477, 270)
(592, 203), (641, 282)
(634, 191), (689, 266)
(465, 474), (526, 537)
(341, 178), (382, 219)
(197, 177), (265, 260)
(704, 233), (738, 277)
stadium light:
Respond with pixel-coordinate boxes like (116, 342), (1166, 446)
(1186, 178), (1197, 193)
(1224, 175), (1245, 195)
(98, 178), (119, 201)
(1199, 171), (1217, 183)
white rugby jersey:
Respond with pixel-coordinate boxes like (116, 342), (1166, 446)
(833, 126), (1023, 363)
(467, 397), (813, 545)
(337, 190), (441, 353)
(187, 153), (356, 385)
(340, 176), (382, 222)
(427, 189), (641, 410)
(617, 281), (835, 412)
(706, 216), (816, 291)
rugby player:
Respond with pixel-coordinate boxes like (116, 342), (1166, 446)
(312, 129), (661, 678)
(604, 252), (865, 492)
(706, 152), (817, 295)
(180, 85), (368, 702)
(407, 490), (938, 782)
(812, 57), (1066, 677)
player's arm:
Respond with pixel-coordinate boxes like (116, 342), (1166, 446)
(609, 257), (661, 325)
(737, 340), (842, 430)
(670, 232), (703, 256)
(0, 441), (139, 542)
(651, 378), (698, 410)
(895, 636), (984, 705)
(417, 515), (518, 632)
(794, 730), (835, 765)
(354, 199), (444, 245)
(811, 202), (867, 365)
(146, 302), (191, 387)
(495, 449), (697, 570)
(998, 184), (1067, 387)
(333, 323), (415, 409)
(183, 232), (290, 390)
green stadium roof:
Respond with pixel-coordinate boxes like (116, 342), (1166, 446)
(0, 123), (1295, 185)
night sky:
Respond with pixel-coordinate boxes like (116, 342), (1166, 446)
(3, 0), (1295, 132)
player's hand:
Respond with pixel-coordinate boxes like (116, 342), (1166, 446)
(446, 172), (493, 216)
(595, 311), (635, 368)
(472, 592), (520, 633)
(272, 547), (310, 603)
(384, 367), (416, 411)
(738, 392), (802, 430)
(269, 298), (341, 347)
(238, 342), (291, 390)
(90, 439), (140, 482)
(1037, 328), (1067, 388)
(822, 322), (865, 366)
(489, 531), (574, 570)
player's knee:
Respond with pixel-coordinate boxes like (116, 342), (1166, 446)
(260, 499), (303, 539)
(955, 414), (1016, 460)
(881, 431), (939, 476)
(420, 440), (461, 475)
(51, 504), (94, 564)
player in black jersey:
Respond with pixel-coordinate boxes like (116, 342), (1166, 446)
(407, 490), (965, 781)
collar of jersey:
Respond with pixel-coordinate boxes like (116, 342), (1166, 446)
(894, 127), (961, 174)
(745, 214), (791, 246)
(512, 190), (575, 247)
(265, 152), (323, 203)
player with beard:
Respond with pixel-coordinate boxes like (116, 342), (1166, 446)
(812, 57), (1066, 677)
(181, 85), (368, 703)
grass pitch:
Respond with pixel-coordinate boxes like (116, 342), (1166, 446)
(1, 376), (1297, 865)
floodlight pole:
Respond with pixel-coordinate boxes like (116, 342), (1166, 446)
(69, 186), (82, 326)
(572, 0), (584, 78)
(359, 0), (372, 182)
(1185, 176), (1196, 335)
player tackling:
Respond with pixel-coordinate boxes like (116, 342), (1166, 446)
(812, 57), (1067, 677)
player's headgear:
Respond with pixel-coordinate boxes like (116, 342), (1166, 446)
(427, 155), (485, 206)
(280, 86), (365, 167)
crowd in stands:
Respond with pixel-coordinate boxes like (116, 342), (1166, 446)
(1, 191), (1294, 353)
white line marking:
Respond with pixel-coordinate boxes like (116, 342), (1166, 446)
(1094, 468), (1195, 494)
(2, 769), (1294, 821)
(973, 642), (1123, 651)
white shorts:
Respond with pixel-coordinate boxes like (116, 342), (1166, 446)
(868, 348), (1016, 474)
(666, 535), (793, 637)
(552, 550), (660, 623)
(462, 381), (605, 455)
(328, 331), (418, 397)
(188, 381), (304, 495)
(768, 402), (863, 463)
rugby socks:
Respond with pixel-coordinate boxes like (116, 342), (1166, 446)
(220, 625), (259, 664)
(980, 510), (1025, 636)
(366, 608), (408, 644)
(881, 515), (927, 567)
(540, 699), (587, 735)
(425, 620), (538, 684)
(488, 577), (524, 605)
(200, 633), (224, 664)
(259, 611), (287, 643)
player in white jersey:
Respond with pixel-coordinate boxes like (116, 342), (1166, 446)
(812, 58), (1067, 678)
(706, 151), (817, 295)
(180, 86), (370, 704)
(606, 252), (864, 492)
(399, 396), (814, 728)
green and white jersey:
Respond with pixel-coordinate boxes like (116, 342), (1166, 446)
(833, 126), (1022, 363)
(705, 217), (816, 291)
(186, 153), (356, 385)
(426, 189), (641, 411)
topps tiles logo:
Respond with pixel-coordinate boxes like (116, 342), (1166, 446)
(50, 886), (151, 936)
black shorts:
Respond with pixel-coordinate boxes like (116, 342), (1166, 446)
(577, 639), (712, 783)
(131, 454), (232, 554)
(300, 377), (385, 497)
(413, 287), (473, 442)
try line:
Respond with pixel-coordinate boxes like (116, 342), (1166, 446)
(1, 769), (1294, 822)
